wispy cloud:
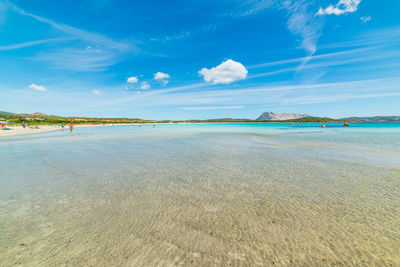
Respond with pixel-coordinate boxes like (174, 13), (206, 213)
(249, 50), (400, 79)
(91, 76), (400, 109)
(282, 0), (323, 55)
(154, 1), (322, 58)
(229, 0), (275, 17)
(151, 22), (221, 43)
(32, 47), (120, 72)
(92, 90), (102, 95)
(9, 3), (133, 52)
(179, 105), (244, 110)
(319, 26), (400, 49)
(0, 1), (9, 26)
(140, 82), (150, 90)
(0, 38), (72, 51)
(231, 1), (322, 56)
(246, 26), (400, 82)
(360, 16), (371, 24)
(6, 2), (137, 72)
(248, 47), (373, 69)
(282, 92), (400, 105)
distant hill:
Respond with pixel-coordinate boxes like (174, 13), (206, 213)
(341, 116), (400, 122)
(0, 111), (15, 115)
(257, 112), (311, 121)
(2, 110), (400, 124)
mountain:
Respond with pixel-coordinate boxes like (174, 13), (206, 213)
(256, 112), (311, 121)
(341, 116), (400, 122)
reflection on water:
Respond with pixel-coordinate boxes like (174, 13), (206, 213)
(0, 124), (399, 266)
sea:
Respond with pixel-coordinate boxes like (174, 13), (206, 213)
(1, 123), (399, 266)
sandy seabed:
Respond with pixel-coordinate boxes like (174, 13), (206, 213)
(0, 125), (399, 266)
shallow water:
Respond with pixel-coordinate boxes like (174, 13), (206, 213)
(1, 123), (399, 266)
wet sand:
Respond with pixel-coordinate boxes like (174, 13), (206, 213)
(0, 125), (399, 266)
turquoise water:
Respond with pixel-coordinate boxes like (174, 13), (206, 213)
(1, 123), (399, 266)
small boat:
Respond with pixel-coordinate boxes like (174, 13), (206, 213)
(321, 124), (327, 128)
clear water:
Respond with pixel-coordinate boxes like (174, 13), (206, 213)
(1, 123), (399, 266)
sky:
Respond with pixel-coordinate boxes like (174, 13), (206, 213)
(0, 0), (399, 120)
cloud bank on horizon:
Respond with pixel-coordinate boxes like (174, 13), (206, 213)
(0, 0), (399, 119)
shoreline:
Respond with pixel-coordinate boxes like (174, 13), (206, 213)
(2, 121), (399, 139)
(0, 124), (137, 139)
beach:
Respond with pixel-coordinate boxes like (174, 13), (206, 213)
(0, 125), (66, 138)
(0, 124), (137, 138)
(0, 123), (399, 266)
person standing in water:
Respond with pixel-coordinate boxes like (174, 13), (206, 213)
(69, 124), (74, 133)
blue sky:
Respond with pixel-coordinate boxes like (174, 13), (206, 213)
(0, 0), (399, 119)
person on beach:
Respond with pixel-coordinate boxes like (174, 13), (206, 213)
(22, 122), (25, 128)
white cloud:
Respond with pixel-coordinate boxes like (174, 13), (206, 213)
(360, 16), (371, 23)
(92, 89), (102, 95)
(317, 0), (361, 16)
(127, 76), (138, 83)
(140, 82), (150, 90)
(154, 72), (170, 84)
(199, 59), (248, 84)
(29, 83), (46, 91)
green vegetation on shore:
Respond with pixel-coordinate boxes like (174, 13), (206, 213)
(0, 112), (154, 125)
(1, 111), (399, 125)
